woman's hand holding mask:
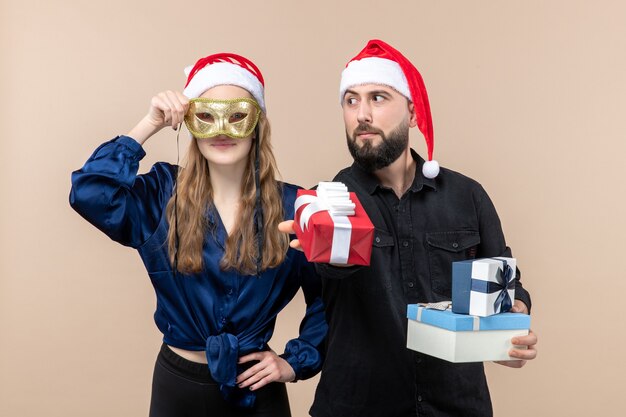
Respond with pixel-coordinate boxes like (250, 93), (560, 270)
(127, 90), (189, 145)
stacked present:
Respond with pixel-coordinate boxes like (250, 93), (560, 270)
(294, 182), (374, 265)
(406, 257), (530, 362)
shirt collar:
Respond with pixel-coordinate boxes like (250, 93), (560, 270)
(350, 149), (437, 195)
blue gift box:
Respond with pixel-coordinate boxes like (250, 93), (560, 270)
(406, 304), (530, 362)
(406, 304), (530, 331)
(452, 257), (517, 317)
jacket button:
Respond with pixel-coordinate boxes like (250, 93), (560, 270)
(403, 241), (409, 247)
(452, 242), (459, 248)
(375, 237), (381, 243)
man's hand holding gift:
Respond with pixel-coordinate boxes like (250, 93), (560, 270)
(495, 300), (538, 368)
(280, 182), (374, 267)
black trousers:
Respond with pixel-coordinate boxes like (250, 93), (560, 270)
(149, 344), (292, 417)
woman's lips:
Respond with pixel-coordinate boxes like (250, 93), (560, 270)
(211, 141), (236, 148)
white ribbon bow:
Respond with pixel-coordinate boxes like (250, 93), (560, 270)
(294, 182), (356, 264)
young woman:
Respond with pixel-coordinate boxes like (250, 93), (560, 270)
(70, 53), (326, 417)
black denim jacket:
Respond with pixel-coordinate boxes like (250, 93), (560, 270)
(310, 150), (531, 417)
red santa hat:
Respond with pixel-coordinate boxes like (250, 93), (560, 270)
(339, 40), (439, 178)
(183, 53), (266, 112)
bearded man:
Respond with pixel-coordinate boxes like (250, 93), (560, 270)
(284, 39), (538, 417)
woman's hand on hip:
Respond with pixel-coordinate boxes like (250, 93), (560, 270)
(236, 350), (296, 391)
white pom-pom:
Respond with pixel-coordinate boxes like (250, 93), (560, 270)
(422, 160), (440, 179)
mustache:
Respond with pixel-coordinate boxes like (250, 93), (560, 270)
(353, 123), (384, 138)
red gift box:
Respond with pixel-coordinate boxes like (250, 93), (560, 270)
(293, 183), (374, 265)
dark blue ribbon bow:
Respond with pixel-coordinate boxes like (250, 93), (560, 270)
(470, 260), (515, 313)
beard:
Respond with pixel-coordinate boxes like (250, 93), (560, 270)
(346, 120), (410, 172)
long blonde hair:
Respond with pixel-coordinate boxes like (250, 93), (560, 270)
(166, 114), (289, 275)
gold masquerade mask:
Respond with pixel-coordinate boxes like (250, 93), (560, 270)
(184, 98), (261, 139)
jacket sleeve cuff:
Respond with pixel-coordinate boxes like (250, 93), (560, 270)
(315, 263), (363, 280)
(115, 135), (146, 158)
(279, 352), (302, 382)
(514, 287), (532, 314)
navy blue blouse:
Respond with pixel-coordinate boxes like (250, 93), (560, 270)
(69, 136), (327, 406)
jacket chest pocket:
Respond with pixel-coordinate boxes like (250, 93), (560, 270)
(426, 231), (480, 297)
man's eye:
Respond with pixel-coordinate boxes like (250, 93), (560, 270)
(197, 113), (214, 122)
(373, 95), (385, 102)
(229, 113), (248, 123)
(345, 97), (357, 105)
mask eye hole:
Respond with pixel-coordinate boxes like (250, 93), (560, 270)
(196, 112), (214, 123)
(229, 112), (248, 123)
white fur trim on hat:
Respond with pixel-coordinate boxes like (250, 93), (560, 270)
(183, 62), (266, 112)
(339, 57), (411, 104)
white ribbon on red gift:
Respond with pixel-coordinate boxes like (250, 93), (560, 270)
(294, 182), (356, 264)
